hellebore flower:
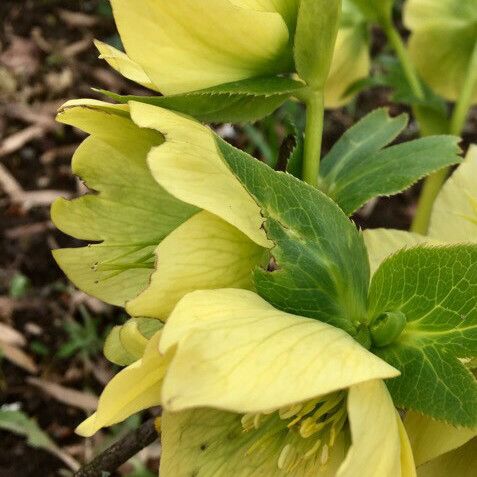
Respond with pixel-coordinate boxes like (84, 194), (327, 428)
(78, 289), (416, 476)
(53, 99), (271, 318)
(94, 0), (370, 108)
(404, 0), (477, 103)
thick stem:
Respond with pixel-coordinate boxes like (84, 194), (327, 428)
(411, 40), (477, 234)
(450, 41), (477, 137)
(410, 170), (448, 234)
(74, 418), (158, 477)
(301, 90), (325, 186)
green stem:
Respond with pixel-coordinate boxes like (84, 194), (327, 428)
(450, 41), (477, 136)
(411, 40), (477, 234)
(381, 17), (425, 100)
(301, 90), (325, 186)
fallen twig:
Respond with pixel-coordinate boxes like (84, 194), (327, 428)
(0, 125), (45, 158)
(27, 377), (99, 412)
(74, 418), (158, 477)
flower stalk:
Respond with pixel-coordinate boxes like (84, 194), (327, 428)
(301, 89), (325, 186)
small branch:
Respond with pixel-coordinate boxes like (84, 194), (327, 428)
(74, 418), (158, 477)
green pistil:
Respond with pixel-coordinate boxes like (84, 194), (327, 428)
(370, 311), (407, 348)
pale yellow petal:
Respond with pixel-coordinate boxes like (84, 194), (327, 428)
(363, 229), (432, 274)
(417, 437), (477, 477)
(57, 98), (130, 115)
(337, 380), (401, 477)
(94, 40), (159, 91)
(230, 0), (299, 29)
(404, 0), (476, 30)
(325, 12), (370, 108)
(404, 411), (476, 466)
(129, 101), (270, 248)
(76, 331), (170, 436)
(429, 145), (477, 243)
(398, 414), (418, 477)
(127, 211), (265, 319)
(110, 0), (292, 95)
(404, 0), (477, 103)
(160, 289), (399, 413)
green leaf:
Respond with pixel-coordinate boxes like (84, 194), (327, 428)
(382, 57), (446, 111)
(368, 246), (477, 427)
(319, 109), (462, 215)
(96, 76), (305, 123)
(294, 0), (341, 89)
(0, 409), (78, 470)
(343, 56), (450, 135)
(53, 103), (197, 306)
(216, 138), (369, 335)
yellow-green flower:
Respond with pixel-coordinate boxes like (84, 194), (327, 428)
(95, 0), (369, 107)
(52, 100), (270, 316)
(78, 289), (416, 476)
(364, 145), (477, 474)
(404, 0), (477, 103)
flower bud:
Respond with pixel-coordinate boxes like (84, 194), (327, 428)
(370, 311), (407, 348)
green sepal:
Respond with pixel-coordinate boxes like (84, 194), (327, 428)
(369, 245), (477, 427)
(216, 137), (369, 335)
(95, 76), (305, 123)
(319, 108), (462, 215)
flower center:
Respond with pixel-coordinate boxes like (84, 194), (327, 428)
(241, 392), (348, 473)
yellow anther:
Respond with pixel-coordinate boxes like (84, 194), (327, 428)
(321, 444), (330, 466)
(304, 439), (322, 459)
(279, 403), (303, 420)
(241, 413), (256, 432)
(253, 413), (262, 430)
(278, 444), (297, 471)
